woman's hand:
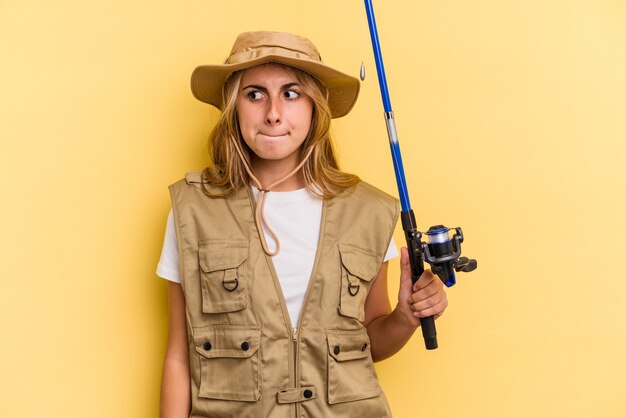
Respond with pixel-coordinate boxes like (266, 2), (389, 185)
(363, 247), (449, 361)
(396, 247), (448, 327)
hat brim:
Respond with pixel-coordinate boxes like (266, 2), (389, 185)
(191, 55), (360, 118)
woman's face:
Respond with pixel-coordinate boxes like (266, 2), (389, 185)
(236, 64), (314, 169)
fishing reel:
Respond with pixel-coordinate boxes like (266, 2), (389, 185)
(421, 225), (477, 287)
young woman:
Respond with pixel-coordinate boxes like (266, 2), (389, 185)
(157, 31), (447, 418)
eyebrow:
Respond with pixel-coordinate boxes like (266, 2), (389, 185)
(241, 82), (300, 92)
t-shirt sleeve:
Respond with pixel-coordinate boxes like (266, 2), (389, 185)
(156, 209), (181, 283)
(383, 237), (399, 262)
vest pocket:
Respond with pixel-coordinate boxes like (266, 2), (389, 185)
(325, 328), (382, 404)
(198, 240), (249, 313)
(194, 324), (262, 401)
(338, 243), (380, 321)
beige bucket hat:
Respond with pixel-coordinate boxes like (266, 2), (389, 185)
(190, 31), (360, 118)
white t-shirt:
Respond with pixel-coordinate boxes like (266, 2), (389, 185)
(157, 187), (398, 326)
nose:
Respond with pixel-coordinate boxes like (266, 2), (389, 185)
(265, 98), (281, 126)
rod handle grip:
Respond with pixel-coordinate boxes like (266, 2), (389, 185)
(402, 210), (439, 350)
(420, 316), (438, 350)
(413, 265), (438, 350)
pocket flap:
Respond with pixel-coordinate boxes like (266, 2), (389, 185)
(326, 329), (371, 362)
(338, 243), (379, 282)
(198, 240), (249, 273)
(194, 325), (261, 360)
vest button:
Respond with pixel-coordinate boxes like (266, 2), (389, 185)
(333, 346), (340, 355)
(361, 343), (368, 351)
(203, 342), (212, 351)
(241, 341), (250, 351)
(303, 389), (313, 399)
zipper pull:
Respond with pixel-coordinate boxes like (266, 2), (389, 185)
(292, 328), (298, 341)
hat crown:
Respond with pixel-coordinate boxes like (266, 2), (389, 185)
(227, 31), (322, 64)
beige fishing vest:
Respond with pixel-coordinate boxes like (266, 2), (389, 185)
(169, 172), (400, 418)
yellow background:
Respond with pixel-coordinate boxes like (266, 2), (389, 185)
(1, 0), (625, 417)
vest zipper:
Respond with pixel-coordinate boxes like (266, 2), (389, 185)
(293, 327), (300, 417)
(292, 238), (323, 417)
(291, 204), (327, 418)
(247, 188), (298, 416)
(248, 188), (327, 417)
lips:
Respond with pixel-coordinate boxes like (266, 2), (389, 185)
(259, 132), (288, 138)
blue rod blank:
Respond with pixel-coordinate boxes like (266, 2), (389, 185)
(364, 0), (412, 212)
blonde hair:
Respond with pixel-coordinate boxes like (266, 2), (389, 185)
(201, 63), (359, 199)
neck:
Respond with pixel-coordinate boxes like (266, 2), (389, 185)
(249, 157), (306, 191)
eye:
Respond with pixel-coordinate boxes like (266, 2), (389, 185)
(284, 90), (300, 99)
(246, 91), (264, 100)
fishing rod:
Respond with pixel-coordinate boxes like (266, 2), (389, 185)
(363, 0), (477, 350)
